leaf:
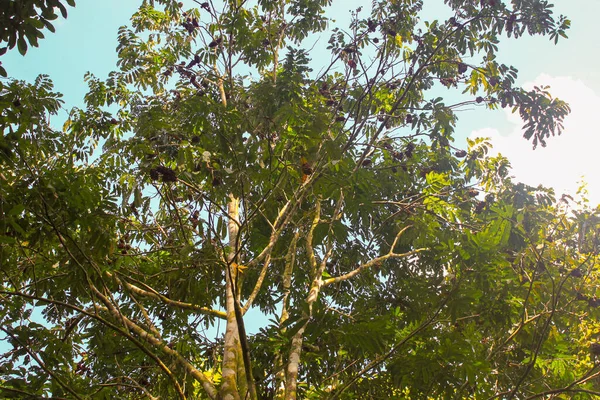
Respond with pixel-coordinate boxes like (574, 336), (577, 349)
(17, 37), (28, 55)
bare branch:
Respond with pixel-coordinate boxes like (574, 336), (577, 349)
(323, 226), (425, 286)
(111, 272), (226, 319)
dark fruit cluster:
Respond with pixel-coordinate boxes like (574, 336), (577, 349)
(117, 235), (132, 255)
(474, 201), (486, 214)
(589, 297), (600, 308)
(468, 188), (479, 197)
(301, 163), (314, 176)
(182, 15), (199, 34)
(208, 37), (223, 48)
(570, 268), (583, 278)
(405, 142), (415, 158)
(440, 77), (456, 88)
(382, 142), (403, 162)
(149, 165), (177, 182)
(190, 210), (200, 228)
(448, 17), (461, 27)
(367, 19), (377, 33)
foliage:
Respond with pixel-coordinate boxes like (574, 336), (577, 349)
(0, 0), (76, 70)
(3, 0), (598, 399)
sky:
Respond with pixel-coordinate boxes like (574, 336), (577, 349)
(5, 0), (600, 206)
(5, 1), (600, 207)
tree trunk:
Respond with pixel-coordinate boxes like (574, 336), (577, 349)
(219, 197), (244, 400)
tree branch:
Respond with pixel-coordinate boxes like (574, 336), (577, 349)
(111, 272), (226, 319)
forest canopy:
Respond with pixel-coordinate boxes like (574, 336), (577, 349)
(3, 1), (600, 399)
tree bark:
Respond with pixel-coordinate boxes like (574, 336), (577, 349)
(220, 196), (244, 400)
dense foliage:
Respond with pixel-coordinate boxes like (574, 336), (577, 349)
(4, 0), (600, 399)
(0, 0), (76, 75)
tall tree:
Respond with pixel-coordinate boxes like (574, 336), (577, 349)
(5, 0), (599, 399)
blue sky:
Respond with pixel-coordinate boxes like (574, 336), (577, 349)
(4, 0), (600, 206)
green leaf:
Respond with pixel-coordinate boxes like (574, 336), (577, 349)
(17, 36), (27, 55)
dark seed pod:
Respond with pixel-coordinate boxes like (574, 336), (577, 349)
(367, 19), (377, 33)
(149, 168), (160, 181)
(468, 188), (479, 197)
(457, 62), (468, 74)
(405, 142), (415, 158)
(301, 163), (314, 176)
(476, 96), (484, 103)
(575, 292), (588, 301)
(455, 150), (467, 158)
(392, 151), (403, 161)
(589, 298), (600, 308)
(474, 201), (486, 213)
(570, 268), (583, 278)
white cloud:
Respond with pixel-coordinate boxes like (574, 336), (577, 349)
(471, 74), (600, 207)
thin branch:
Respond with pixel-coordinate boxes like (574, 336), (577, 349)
(91, 286), (216, 400)
(323, 226), (425, 286)
(112, 272), (226, 319)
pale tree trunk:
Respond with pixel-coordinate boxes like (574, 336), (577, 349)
(283, 201), (324, 400)
(274, 231), (300, 398)
(284, 280), (322, 400)
(220, 196), (245, 400)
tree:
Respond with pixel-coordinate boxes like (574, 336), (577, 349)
(0, 0), (76, 76)
(5, 0), (599, 399)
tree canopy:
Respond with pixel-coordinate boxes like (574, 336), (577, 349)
(4, 0), (600, 399)
(0, 0), (76, 76)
